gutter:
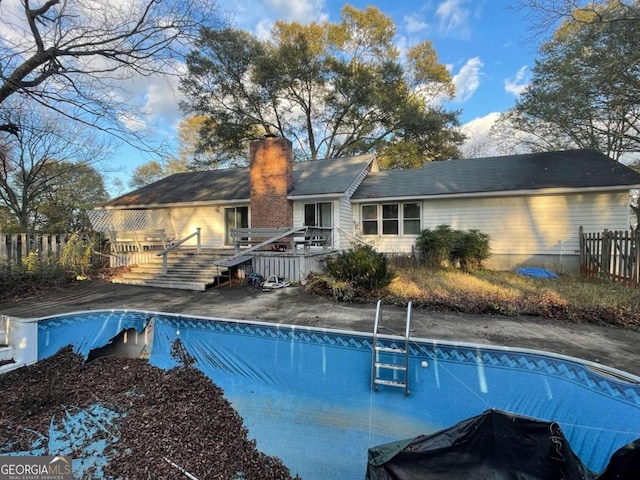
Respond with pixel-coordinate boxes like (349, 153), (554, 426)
(349, 184), (640, 203)
(96, 199), (249, 210)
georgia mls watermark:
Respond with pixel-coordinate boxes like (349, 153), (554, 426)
(0, 456), (72, 480)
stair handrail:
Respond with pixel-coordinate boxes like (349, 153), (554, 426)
(335, 227), (375, 248)
(403, 301), (413, 395)
(156, 228), (201, 275)
(371, 299), (383, 390)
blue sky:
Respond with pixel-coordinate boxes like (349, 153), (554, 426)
(110, 0), (539, 195)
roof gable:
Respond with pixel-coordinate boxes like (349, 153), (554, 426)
(352, 149), (640, 200)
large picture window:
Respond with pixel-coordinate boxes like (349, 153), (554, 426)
(361, 203), (421, 235)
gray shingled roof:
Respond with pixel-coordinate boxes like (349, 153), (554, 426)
(289, 154), (375, 196)
(102, 154), (374, 207)
(351, 149), (640, 200)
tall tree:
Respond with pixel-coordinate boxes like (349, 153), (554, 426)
(180, 5), (464, 168)
(497, 0), (640, 161)
(0, 103), (112, 230)
(517, 0), (640, 37)
(31, 161), (109, 232)
(129, 116), (215, 188)
(0, 0), (221, 139)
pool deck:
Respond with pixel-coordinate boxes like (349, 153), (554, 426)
(1, 281), (639, 378)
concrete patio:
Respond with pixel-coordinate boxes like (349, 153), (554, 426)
(1, 281), (639, 378)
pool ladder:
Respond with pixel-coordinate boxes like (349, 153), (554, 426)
(371, 300), (412, 396)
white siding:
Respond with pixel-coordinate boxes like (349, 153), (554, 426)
(336, 194), (354, 249)
(350, 191), (630, 259)
(168, 205), (226, 248)
(421, 192), (629, 256)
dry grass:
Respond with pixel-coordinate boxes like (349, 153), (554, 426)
(382, 268), (640, 328)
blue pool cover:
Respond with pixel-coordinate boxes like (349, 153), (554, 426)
(15, 310), (640, 478)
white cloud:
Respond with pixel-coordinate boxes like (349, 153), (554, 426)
(436, 0), (471, 38)
(404, 14), (428, 34)
(452, 57), (483, 103)
(220, 0), (328, 37)
(459, 112), (502, 158)
(505, 66), (530, 96)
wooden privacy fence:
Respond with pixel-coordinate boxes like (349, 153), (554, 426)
(579, 226), (640, 287)
(0, 233), (69, 263)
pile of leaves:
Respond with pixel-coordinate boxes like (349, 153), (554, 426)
(0, 346), (298, 480)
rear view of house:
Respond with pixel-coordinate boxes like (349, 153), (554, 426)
(91, 136), (640, 280)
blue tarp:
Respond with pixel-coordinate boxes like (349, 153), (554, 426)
(516, 267), (558, 278)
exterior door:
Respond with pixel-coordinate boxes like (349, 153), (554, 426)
(224, 206), (248, 246)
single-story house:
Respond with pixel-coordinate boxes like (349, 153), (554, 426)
(91, 136), (640, 272)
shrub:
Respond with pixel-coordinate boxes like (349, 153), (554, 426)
(416, 226), (491, 271)
(60, 232), (102, 277)
(324, 245), (396, 291)
(415, 225), (455, 268)
(450, 229), (491, 271)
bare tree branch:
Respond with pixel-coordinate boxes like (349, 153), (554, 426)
(0, 0), (223, 143)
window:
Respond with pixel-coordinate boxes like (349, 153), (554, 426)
(382, 204), (398, 234)
(361, 203), (421, 236)
(304, 202), (332, 227)
(403, 203), (421, 234)
(362, 205), (378, 235)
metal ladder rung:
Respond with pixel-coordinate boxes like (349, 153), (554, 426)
(375, 362), (406, 371)
(375, 346), (406, 354)
(374, 379), (406, 388)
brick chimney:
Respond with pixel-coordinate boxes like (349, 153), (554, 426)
(249, 136), (293, 228)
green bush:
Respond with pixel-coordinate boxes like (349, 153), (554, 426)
(415, 225), (455, 268)
(324, 245), (396, 291)
(416, 225), (491, 271)
(450, 229), (491, 271)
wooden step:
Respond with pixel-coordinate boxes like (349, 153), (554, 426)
(110, 251), (235, 291)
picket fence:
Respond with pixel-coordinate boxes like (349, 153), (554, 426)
(579, 226), (640, 287)
(0, 233), (69, 263)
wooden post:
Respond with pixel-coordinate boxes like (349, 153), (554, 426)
(579, 226), (584, 275)
(635, 229), (640, 286)
(0, 233), (7, 262)
(601, 229), (610, 280)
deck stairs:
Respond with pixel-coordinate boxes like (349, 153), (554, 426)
(371, 300), (413, 395)
(112, 250), (234, 291)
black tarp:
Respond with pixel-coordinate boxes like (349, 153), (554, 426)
(365, 409), (596, 480)
(597, 439), (640, 480)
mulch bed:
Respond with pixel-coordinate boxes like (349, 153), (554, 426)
(0, 345), (299, 480)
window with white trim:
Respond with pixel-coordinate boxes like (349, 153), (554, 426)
(360, 203), (421, 235)
(403, 203), (421, 234)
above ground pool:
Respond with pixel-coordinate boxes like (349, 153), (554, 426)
(7, 309), (640, 478)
